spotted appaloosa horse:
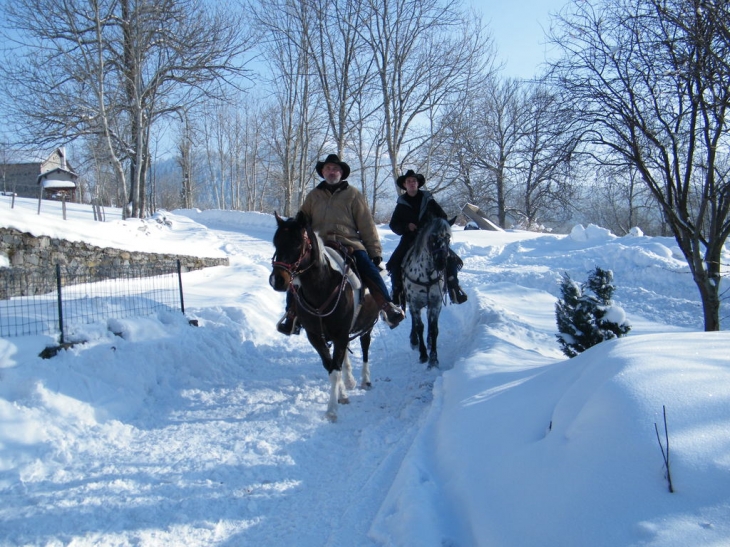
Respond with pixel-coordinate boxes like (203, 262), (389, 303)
(270, 211), (379, 422)
(401, 216), (454, 368)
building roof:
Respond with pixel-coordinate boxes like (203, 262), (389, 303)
(38, 167), (78, 189)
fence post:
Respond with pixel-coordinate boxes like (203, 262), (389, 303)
(177, 259), (185, 314)
(56, 263), (65, 344)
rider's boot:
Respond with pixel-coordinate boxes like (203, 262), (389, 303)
(276, 308), (301, 335)
(447, 276), (468, 304)
(381, 301), (405, 329)
(369, 284), (405, 329)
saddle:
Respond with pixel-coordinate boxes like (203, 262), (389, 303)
(323, 241), (366, 332)
(323, 241), (362, 291)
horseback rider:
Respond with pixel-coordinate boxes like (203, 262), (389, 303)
(387, 169), (467, 306)
(277, 154), (406, 335)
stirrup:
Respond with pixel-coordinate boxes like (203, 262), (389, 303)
(448, 286), (468, 304)
(447, 277), (468, 304)
(276, 313), (301, 336)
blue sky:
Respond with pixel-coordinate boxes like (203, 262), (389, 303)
(472, 0), (568, 79)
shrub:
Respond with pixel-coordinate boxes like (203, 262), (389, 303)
(555, 267), (631, 357)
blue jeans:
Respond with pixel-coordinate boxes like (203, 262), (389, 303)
(352, 250), (391, 303)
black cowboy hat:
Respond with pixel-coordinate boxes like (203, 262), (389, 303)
(315, 154), (350, 180)
(396, 169), (425, 190)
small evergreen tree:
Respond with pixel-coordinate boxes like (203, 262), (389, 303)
(555, 267), (631, 357)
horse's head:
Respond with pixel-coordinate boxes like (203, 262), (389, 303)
(270, 211), (313, 292)
(425, 217), (452, 271)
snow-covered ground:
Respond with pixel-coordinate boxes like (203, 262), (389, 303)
(1, 196), (729, 546)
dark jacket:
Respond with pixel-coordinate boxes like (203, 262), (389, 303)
(388, 190), (447, 237)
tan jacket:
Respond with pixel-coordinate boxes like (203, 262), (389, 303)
(300, 181), (382, 258)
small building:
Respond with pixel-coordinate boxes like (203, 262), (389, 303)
(38, 166), (78, 202)
(1, 147), (77, 200)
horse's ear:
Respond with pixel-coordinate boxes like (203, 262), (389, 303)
(448, 216), (457, 226)
(295, 210), (311, 227)
(274, 211), (285, 226)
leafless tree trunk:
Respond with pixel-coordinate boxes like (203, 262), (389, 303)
(177, 109), (195, 209)
(549, 0), (730, 330)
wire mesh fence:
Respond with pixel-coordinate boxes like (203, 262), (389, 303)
(0, 261), (184, 342)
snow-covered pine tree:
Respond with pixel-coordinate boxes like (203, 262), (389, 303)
(555, 267), (631, 358)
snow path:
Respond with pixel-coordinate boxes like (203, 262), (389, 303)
(1, 212), (473, 546)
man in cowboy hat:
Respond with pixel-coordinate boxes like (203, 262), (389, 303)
(386, 169), (467, 306)
(277, 153), (405, 335)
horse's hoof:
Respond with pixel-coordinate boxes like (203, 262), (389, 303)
(427, 362), (439, 370)
(419, 355), (428, 363)
(338, 396), (350, 405)
(360, 382), (372, 390)
(325, 411), (338, 422)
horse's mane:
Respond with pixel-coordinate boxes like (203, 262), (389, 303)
(413, 216), (451, 249)
(291, 210), (327, 265)
(308, 227), (327, 264)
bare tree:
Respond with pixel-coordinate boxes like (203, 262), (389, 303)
(356, 0), (494, 187)
(447, 77), (523, 227)
(0, 0), (253, 218)
(513, 83), (578, 230)
(297, 0), (375, 158)
(548, 0), (730, 330)
(249, 0), (330, 215)
(176, 109), (196, 210)
(581, 165), (667, 236)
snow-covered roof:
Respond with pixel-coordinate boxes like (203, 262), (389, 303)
(41, 178), (76, 189)
(37, 166), (78, 187)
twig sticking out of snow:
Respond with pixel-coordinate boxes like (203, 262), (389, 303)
(654, 405), (674, 493)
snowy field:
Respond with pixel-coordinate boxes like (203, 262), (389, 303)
(1, 196), (730, 546)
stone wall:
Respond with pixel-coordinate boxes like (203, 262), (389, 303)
(0, 227), (229, 299)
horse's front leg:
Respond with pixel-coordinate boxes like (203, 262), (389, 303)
(342, 350), (357, 390)
(359, 331), (372, 389)
(426, 301), (441, 368)
(306, 331), (343, 422)
(410, 307), (428, 363)
(332, 341), (350, 404)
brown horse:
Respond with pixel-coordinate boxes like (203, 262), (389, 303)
(270, 211), (379, 421)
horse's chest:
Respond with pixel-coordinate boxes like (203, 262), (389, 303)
(406, 255), (431, 278)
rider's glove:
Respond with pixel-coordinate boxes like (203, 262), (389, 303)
(372, 256), (382, 266)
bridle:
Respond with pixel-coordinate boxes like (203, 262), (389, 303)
(271, 227), (351, 319)
(271, 229), (315, 277)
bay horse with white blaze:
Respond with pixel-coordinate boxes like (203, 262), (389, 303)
(270, 211), (379, 422)
(401, 216), (454, 368)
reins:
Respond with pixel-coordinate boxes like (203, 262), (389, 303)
(273, 227), (353, 320)
(290, 267), (350, 318)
